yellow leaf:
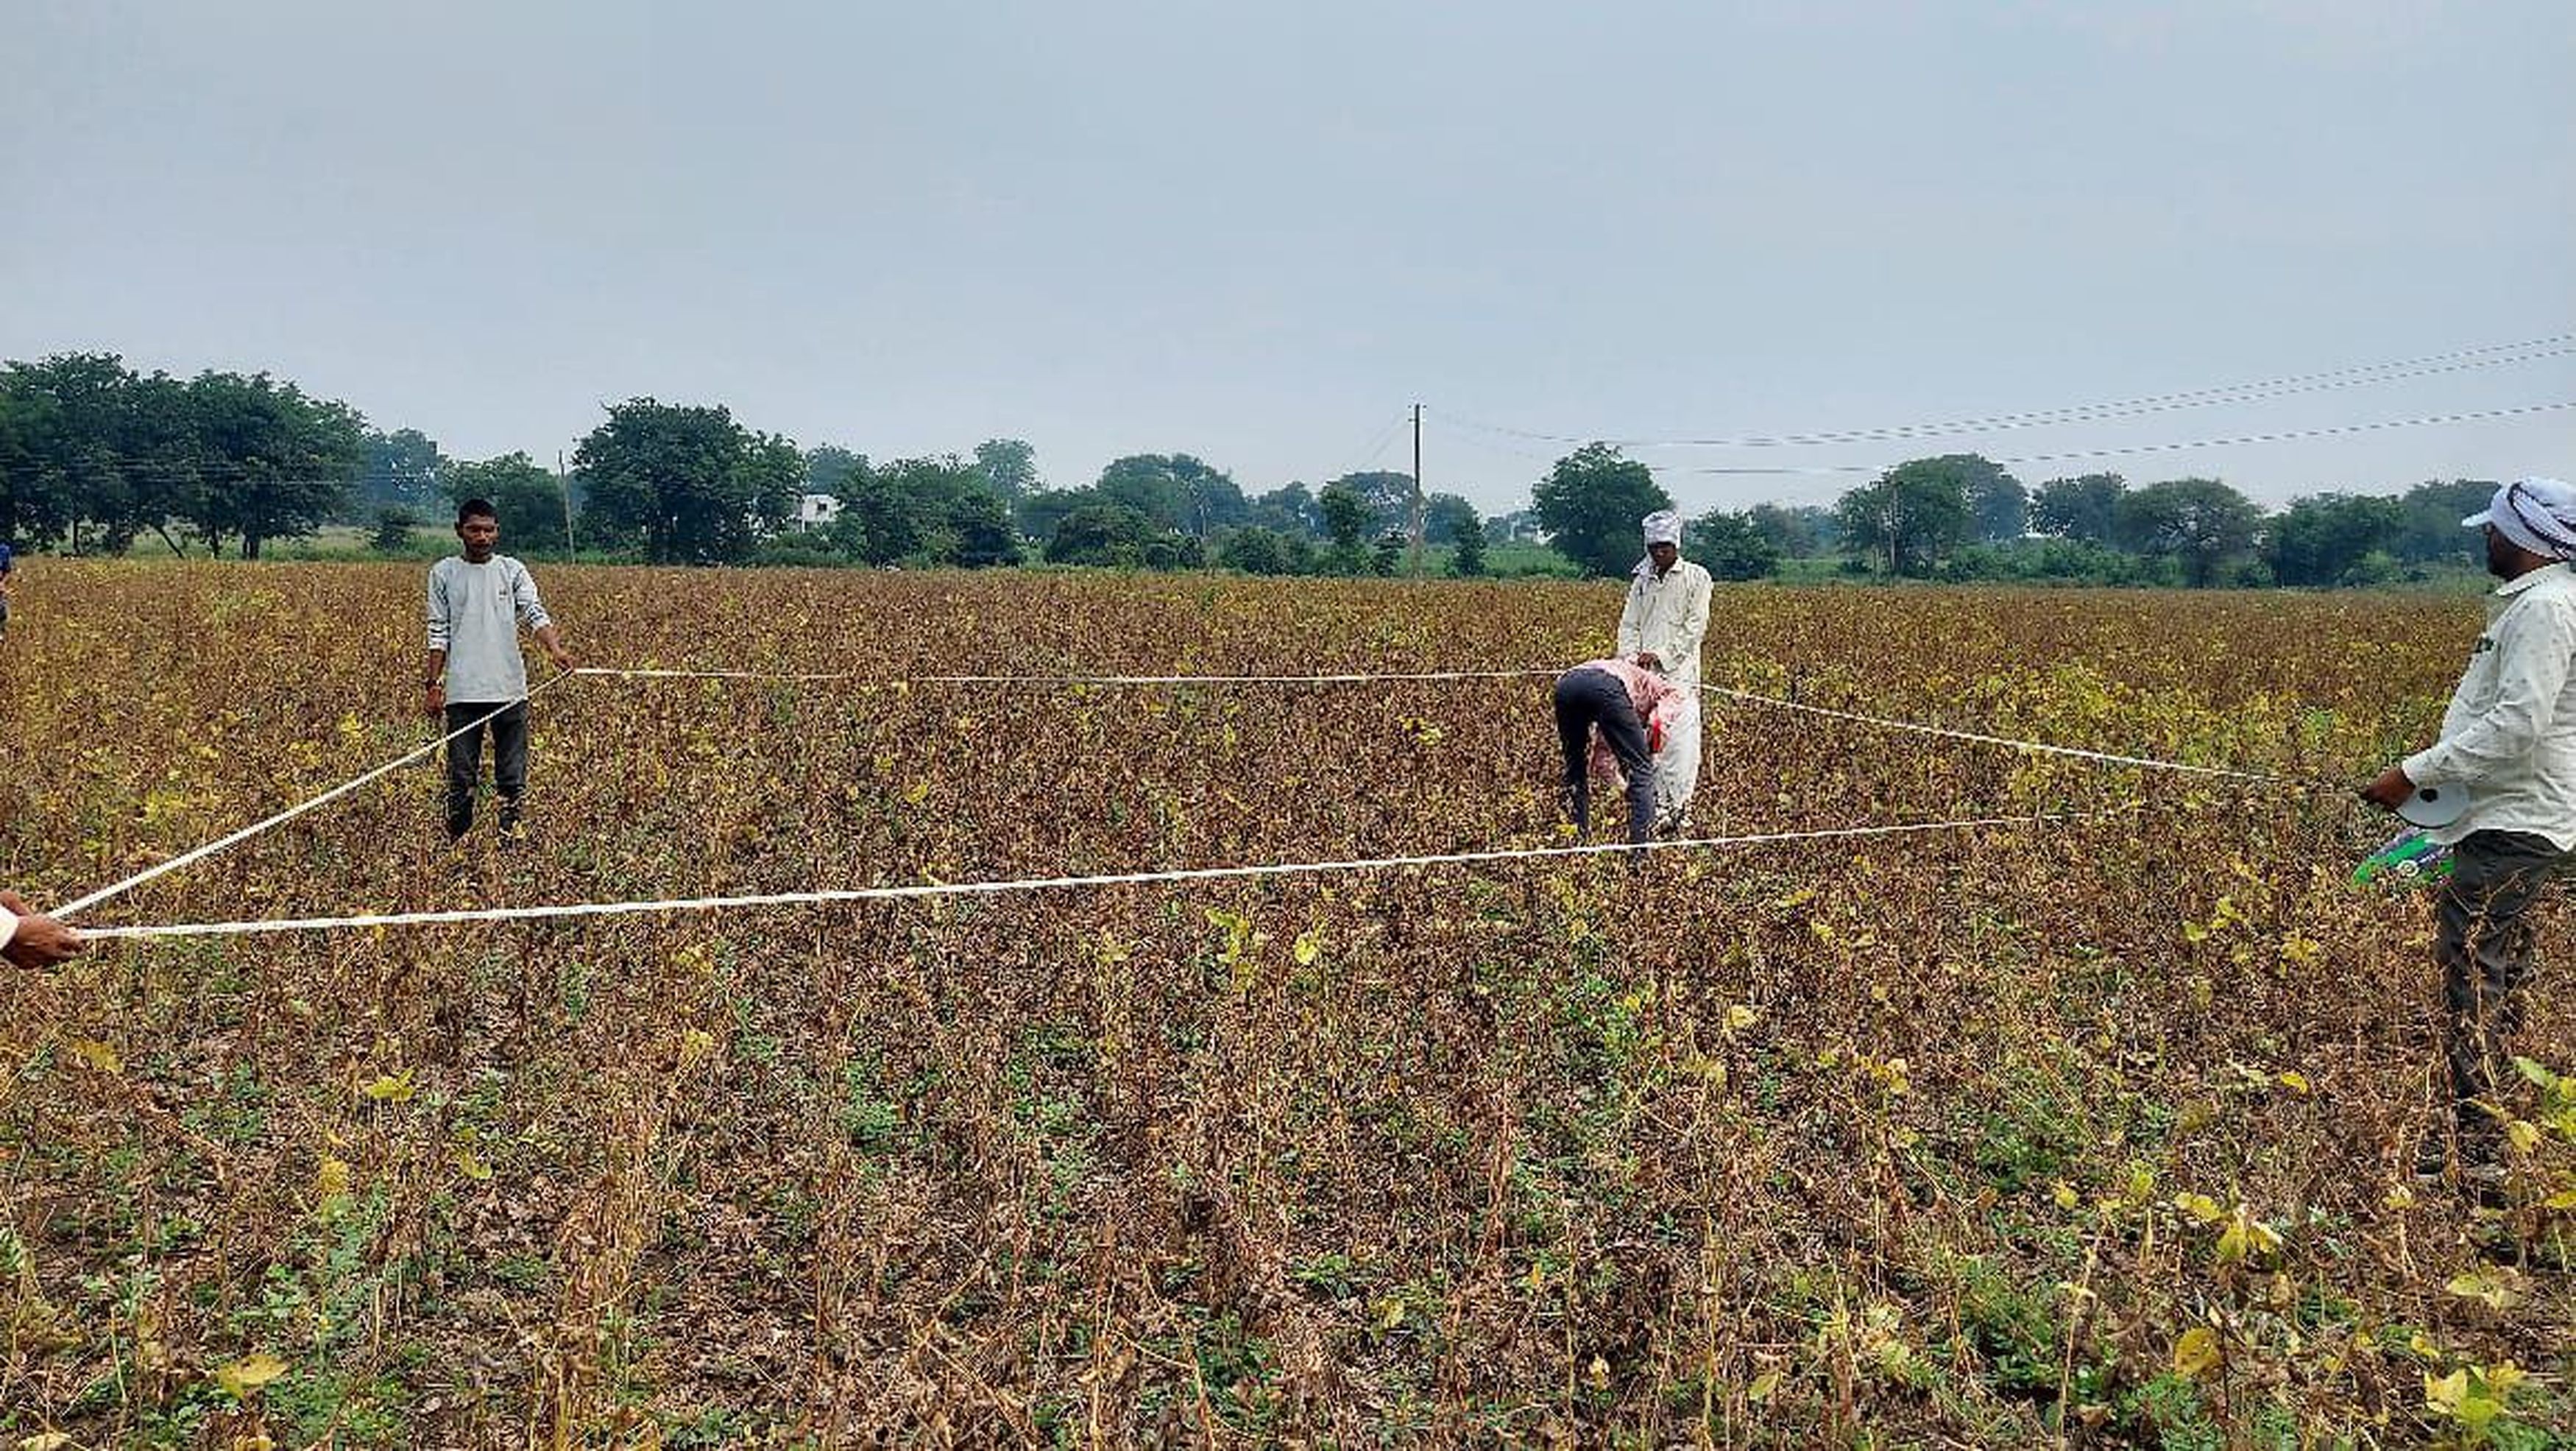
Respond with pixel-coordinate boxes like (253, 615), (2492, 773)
(2424, 1369), (2469, 1413)
(2445, 1268), (2522, 1310)
(2215, 1221), (2248, 1266)
(1373, 1296), (1405, 1331)
(1588, 1354), (1610, 1390)
(904, 781), (931, 805)
(2050, 1181), (2080, 1211)
(20, 1435), (76, 1451)
(2172, 1326), (2221, 1377)
(2171, 1193), (2223, 1224)
(1772, 886), (1816, 910)
(2276, 1071), (2311, 1095)
(1747, 1367), (1782, 1402)
(2505, 1120), (2540, 1154)
(313, 1157), (350, 1198)
(212, 1352), (289, 1399)
(679, 1028), (718, 1068)
(1724, 1003), (1760, 1033)
(68, 1038), (124, 1075)
(361, 1072), (414, 1103)
(1292, 928), (1323, 967)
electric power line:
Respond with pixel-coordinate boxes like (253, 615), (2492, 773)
(1437, 329), (2576, 451)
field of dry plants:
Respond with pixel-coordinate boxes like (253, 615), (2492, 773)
(1, 562), (2571, 1447)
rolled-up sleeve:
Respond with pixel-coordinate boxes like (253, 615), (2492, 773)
(2407, 599), (2576, 785)
(425, 565), (450, 650)
(510, 561), (552, 631)
(0, 909), (16, 950)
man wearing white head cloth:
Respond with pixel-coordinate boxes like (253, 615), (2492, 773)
(2363, 476), (2576, 1196)
(1617, 509), (1713, 835)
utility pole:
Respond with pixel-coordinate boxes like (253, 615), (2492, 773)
(1409, 402), (1425, 576)
(558, 451), (577, 563)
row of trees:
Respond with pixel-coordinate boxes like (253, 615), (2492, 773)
(1526, 442), (2495, 588)
(0, 353), (2504, 587)
(0, 354), (368, 558)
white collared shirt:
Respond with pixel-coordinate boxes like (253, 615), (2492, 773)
(1617, 557), (1713, 688)
(2405, 564), (2576, 849)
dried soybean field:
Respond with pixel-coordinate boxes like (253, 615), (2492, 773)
(1, 562), (2571, 1447)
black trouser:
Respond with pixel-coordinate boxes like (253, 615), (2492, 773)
(1554, 667), (1657, 844)
(2432, 828), (2563, 1162)
(444, 700), (528, 832)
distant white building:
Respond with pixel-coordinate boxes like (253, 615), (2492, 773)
(796, 493), (844, 531)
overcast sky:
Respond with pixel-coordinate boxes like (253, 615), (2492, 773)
(4, 0), (2570, 514)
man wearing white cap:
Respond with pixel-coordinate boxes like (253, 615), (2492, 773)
(1617, 509), (1713, 835)
(2363, 476), (2576, 1193)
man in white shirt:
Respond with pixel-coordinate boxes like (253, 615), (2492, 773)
(426, 498), (573, 840)
(1, 891), (85, 968)
(1617, 509), (1713, 836)
(2363, 476), (2576, 1190)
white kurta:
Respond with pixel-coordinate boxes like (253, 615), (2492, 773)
(1617, 557), (1714, 819)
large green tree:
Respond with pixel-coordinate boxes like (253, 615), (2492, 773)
(1422, 492), (1482, 546)
(804, 445), (866, 499)
(1045, 501), (1160, 567)
(2030, 473), (2129, 546)
(1248, 481), (1323, 537)
(2265, 493), (2407, 587)
(356, 428), (445, 514)
(2394, 479), (2497, 564)
(1833, 458), (1974, 576)
(571, 399), (799, 565)
(179, 371), (365, 558)
(1328, 470), (1421, 538)
(445, 453), (569, 554)
(1097, 453), (1246, 536)
(972, 438), (1039, 501)
(1686, 508), (1783, 581)
(1317, 481), (1371, 553)
(0, 353), (208, 554)
(1747, 502), (1833, 559)
(2117, 478), (2263, 587)
(1533, 443), (1671, 579)
(832, 454), (1019, 567)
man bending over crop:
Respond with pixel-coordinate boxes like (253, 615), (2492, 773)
(1555, 657), (1686, 846)
(2363, 476), (2576, 1197)
(426, 498), (573, 841)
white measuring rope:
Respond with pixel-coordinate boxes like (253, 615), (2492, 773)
(50, 676), (575, 921)
(578, 666), (1563, 685)
(587, 666), (2301, 785)
(79, 811), (2101, 942)
(1702, 684), (2310, 786)
(41, 664), (2292, 928)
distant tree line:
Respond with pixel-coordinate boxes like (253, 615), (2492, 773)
(1529, 442), (2496, 587)
(0, 352), (2500, 587)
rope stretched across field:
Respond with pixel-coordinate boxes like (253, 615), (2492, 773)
(78, 810), (2106, 941)
(51, 676), (575, 921)
(46, 663), (2309, 928)
(576, 666), (1563, 685)
(1699, 684), (2319, 788)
